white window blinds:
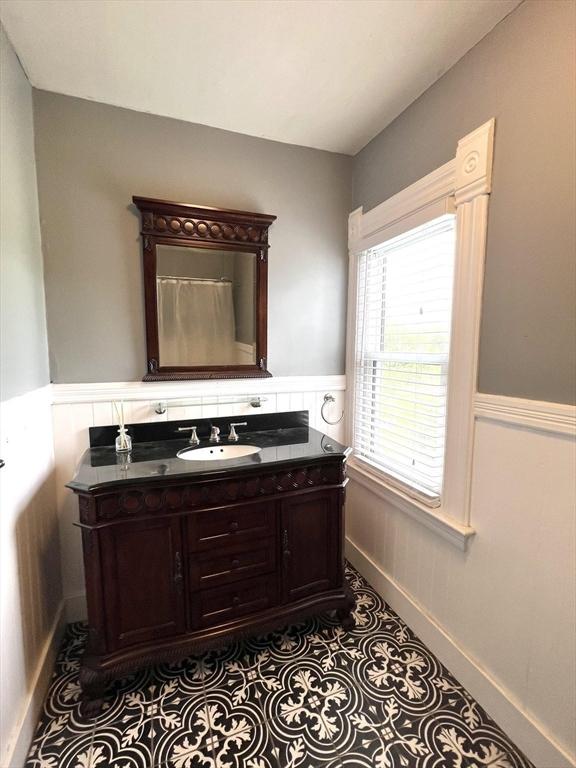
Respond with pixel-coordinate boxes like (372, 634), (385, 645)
(352, 214), (456, 503)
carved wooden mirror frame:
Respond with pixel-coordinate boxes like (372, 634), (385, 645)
(133, 197), (276, 381)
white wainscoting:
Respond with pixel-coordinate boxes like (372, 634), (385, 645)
(51, 375), (346, 620)
(346, 394), (576, 768)
(0, 386), (64, 768)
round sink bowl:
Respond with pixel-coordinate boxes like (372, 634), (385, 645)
(177, 444), (261, 462)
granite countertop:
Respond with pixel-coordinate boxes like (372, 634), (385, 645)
(67, 411), (350, 492)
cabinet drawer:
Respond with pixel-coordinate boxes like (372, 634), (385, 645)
(189, 538), (275, 590)
(192, 575), (276, 628)
(187, 501), (276, 552)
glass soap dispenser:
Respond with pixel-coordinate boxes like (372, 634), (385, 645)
(113, 400), (132, 454)
(115, 427), (132, 454)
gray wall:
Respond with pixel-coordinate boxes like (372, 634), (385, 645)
(156, 246), (235, 281)
(0, 27), (50, 400)
(33, 93), (352, 382)
(353, 0), (576, 405)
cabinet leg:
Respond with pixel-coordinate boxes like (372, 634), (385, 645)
(337, 588), (356, 631)
(79, 666), (107, 719)
(337, 606), (356, 631)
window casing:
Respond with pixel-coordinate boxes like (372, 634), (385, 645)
(346, 118), (495, 549)
(353, 215), (456, 505)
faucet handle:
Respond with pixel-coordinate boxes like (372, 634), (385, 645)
(228, 421), (248, 442)
(209, 425), (221, 443)
(178, 426), (199, 446)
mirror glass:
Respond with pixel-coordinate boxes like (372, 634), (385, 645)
(156, 245), (257, 367)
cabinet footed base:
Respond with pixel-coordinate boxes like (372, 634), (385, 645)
(79, 666), (107, 718)
(337, 586), (357, 631)
(77, 587), (356, 719)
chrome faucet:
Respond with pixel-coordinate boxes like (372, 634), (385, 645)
(209, 425), (221, 443)
(178, 426), (199, 446)
(227, 422), (247, 442)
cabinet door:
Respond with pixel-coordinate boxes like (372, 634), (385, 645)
(280, 489), (340, 602)
(101, 517), (186, 650)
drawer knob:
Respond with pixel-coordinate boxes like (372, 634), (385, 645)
(231, 559), (240, 569)
(232, 595), (241, 606)
(229, 521), (239, 532)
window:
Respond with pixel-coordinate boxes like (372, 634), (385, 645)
(353, 215), (456, 504)
(346, 118), (495, 548)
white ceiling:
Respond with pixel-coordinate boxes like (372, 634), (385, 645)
(1, 0), (520, 155)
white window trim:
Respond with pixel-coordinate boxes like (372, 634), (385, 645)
(346, 119), (495, 550)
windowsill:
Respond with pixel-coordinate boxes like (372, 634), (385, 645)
(346, 457), (475, 551)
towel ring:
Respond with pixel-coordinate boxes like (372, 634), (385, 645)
(321, 393), (344, 425)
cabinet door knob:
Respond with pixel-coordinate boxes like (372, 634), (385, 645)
(232, 595), (241, 606)
(229, 521), (239, 532)
(231, 559), (240, 569)
(282, 528), (290, 552)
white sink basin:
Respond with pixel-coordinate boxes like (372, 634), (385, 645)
(177, 444), (262, 461)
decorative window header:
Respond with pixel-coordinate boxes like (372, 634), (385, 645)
(348, 119), (495, 254)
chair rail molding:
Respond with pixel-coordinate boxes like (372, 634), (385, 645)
(51, 375), (346, 404)
(474, 393), (576, 437)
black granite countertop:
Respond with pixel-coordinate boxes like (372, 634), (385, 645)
(67, 411), (350, 492)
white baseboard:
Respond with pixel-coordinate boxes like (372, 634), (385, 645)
(3, 602), (66, 768)
(345, 537), (576, 768)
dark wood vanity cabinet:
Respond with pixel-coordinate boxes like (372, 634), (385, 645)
(75, 458), (355, 717)
(99, 516), (186, 650)
(281, 490), (340, 602)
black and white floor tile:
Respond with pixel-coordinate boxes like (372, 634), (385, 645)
(25, 563), (534, 768)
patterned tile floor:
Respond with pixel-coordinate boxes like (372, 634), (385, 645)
(25, 563), (534, 768)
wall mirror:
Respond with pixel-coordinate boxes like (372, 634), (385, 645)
(133, 197), (276, 380)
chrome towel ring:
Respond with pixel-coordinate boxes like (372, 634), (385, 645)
(321, 393), (344, 425)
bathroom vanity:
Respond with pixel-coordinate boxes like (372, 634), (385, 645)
(67, 412), (355, 717)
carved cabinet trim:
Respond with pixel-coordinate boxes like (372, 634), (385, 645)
(79, 461), (344, 524)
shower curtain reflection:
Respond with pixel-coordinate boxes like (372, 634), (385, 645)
(157, 277), (235, 366)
